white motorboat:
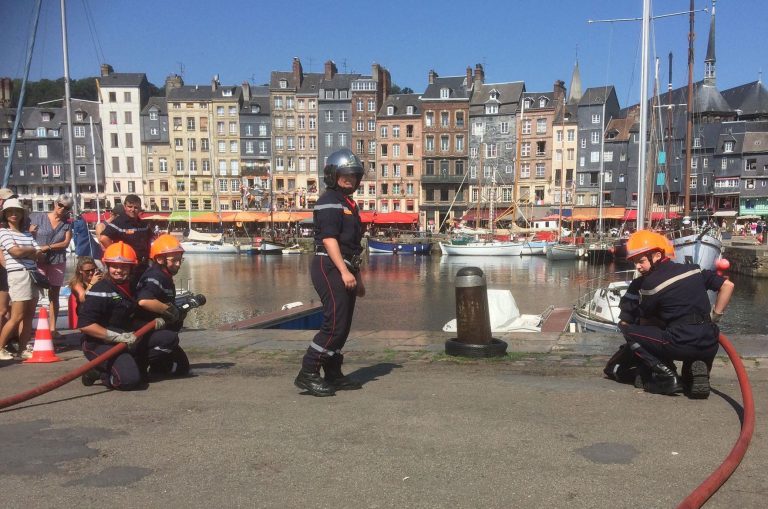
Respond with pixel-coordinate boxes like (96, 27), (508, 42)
(670, 230), (723, 271)
(439, 240), (524, 256)
(572, 281), (629, 333)
(180, 229), (248, 254)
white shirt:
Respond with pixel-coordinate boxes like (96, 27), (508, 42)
(0, 228), (39, 272)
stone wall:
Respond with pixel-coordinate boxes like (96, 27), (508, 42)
(723, 242), (768, 278)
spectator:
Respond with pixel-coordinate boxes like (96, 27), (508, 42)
(94, 204), (123, 237)
(29, 194), (73, 338)
(0, 188), (14, 333)
(68, 256), (102, 317)
(0, 199), (52, 360)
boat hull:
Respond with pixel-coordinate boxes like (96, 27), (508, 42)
(545, 244), (582, 260)
(181, 241), (240, 254)
(671, 233), (722, 271)
(368, 239), (432, 254)
(439, 241), (524, 256)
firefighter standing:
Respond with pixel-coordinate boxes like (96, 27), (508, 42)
(78, 242), (182, 390)
(135, 234), (190, 375)
(98, 194), (151, 284)
(604, 230), (734, 398)
(295, 149), (366, 397)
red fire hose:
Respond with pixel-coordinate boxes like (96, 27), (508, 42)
(677, 333), (756, 508)
(0, 320), (157, 410)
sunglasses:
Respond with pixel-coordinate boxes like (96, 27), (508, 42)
(56, 203), (71, 210)
(81, 268), (96, 273)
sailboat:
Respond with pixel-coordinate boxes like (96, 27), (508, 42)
(439, 140), (524, 256)
(573, 0), (722, 331)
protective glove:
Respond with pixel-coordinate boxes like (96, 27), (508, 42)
(162, 304), (181, 323)
(711, 310), (724, 323)
(154, 317), (166, 330)
(105, 329), (137, 345)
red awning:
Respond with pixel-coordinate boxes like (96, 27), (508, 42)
(359, 211), (418, 224)
(623, 210), (680, 221)
(80, 211), (111, 223)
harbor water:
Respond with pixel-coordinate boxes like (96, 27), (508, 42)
(165, 253), (765, 335)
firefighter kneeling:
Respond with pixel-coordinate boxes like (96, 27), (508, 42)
(604, 230), (734, 398)
(78, 241), (188, 390)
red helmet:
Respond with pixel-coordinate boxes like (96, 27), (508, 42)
(149, 234), (184, 260)
(102, 241), (138, 265)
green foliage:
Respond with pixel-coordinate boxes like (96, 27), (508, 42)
(7, 77), (161, 107)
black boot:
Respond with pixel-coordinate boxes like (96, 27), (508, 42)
(682, 360), (710, 399)
(81, 368), (101, 387)
(324, 354), (362, 390)
(294, 368), (336, 397)
(643, 362), (683, 395)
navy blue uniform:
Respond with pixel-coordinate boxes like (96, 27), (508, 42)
(618, 259), (725, 367)
(78, 278), (180, 390)
(301, 189), (363, 371)
(102, 214), (151, 282)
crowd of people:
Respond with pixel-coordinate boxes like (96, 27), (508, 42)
(0, 192), (190, 391)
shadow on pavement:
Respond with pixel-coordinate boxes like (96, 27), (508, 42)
(349, 363), (402, 386)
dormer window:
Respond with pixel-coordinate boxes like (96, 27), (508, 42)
(539, 97), (548, 108)
(489, 90), (499, 100)
(693, 137), (701, 148)
(222, 89), (233, 97)
(485, 104), (498, 115)
(524, 98), (532, 109)
(724, 141), (734, 153)
(387, 106), (395, 115)
(37, 127), (47, 137)
(440, 88), (450, 99)
(279, 79), (288, 89)
(149, 110), (158, 120)
(251, 105), (260, 114)
(41, 112), (51, 122)
(75, 111), (85, 121)
(406, 106), (414, 115)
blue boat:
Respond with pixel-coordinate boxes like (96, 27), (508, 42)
(367, 238), (432, 254)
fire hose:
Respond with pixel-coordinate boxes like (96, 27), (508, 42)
(677, 332), (755, 508)
(0, 320), (157, 410)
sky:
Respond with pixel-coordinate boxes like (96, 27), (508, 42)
(1, 0), (766, 108)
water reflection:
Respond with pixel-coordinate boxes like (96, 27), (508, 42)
(111, 253), (763, 334)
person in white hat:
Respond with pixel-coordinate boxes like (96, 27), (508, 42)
(0, 198), (53, 360)
(0, 188), (15, 337)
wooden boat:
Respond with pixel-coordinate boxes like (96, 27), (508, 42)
(545, 243), (582, 260)
(368, 238), (432, 254)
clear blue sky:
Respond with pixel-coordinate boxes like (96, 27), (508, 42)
(1, 0), (765, 107)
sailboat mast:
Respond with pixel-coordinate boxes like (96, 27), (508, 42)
(665, 52), (674, 220)
(60, 0), (78, 215)
(683, 0), (695, 217)
(598, 99), (606, 235)
(89, 117), (100, 219)
(636, 0), (651, 229)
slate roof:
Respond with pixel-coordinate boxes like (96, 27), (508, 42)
(142, 97), (167, 115)
(721, 81), (768, 118)
(98, 73), (147, 88)
(166, 85), (217, 101)
(605, 106), (640, 142)
(320, 73), (362, 91)
(270, 71), (298, 90)
(241, 95), (270, 115)
(651, 80), (732, 115)
(297, 73), (324, 96)
(469, 82), (524, 116)
(421, 76), (471, 100)
(578, 86), (614, 106)
(742, 131), (768, 154)
(377, 94), (421, 117)
(521, 91), (555, 110)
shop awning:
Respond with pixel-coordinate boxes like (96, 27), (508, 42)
(80, 211), (111, 223)
(358, 211), (418, 224)
(623, 210), (680, 221)
(713, 210), (738, 217)
(141, 212), (171, 220)
(570, 207), (626, 220)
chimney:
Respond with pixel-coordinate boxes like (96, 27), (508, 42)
(0, 78), (12, 108)
(292, 57), (303, 87)
(474, 64), (485, 87)
(242, 81), (251, 102)
(211, 74), (220, 92)
(164, 74), (183, 92)
(100, 64), (114, 77)
(371, 63), (381, 81)
(428, 69), (438, 85)
(466, 66), (472, 87)
(553, 80), (566, 103)
(324, 60), (337, 80)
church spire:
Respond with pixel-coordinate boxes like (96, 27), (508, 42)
(704, 0), (717, 86)
(567, 58), (582, 104)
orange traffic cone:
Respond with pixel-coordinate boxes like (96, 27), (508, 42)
(24, 308), (62, 364)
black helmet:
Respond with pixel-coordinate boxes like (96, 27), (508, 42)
(323, 148), (364, 191)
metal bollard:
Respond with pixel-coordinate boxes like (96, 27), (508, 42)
(445, 267), (507, 358)
(455, 267), (492, 345)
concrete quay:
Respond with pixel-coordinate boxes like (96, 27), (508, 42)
(1, 329), (765, 508)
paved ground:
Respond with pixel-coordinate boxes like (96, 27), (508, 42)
(0, 330), (766, 508)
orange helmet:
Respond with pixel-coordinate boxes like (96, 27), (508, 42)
(149, 234), (184, 260)
(626, 230), (674, 260)
(102, 241), (138, 265)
